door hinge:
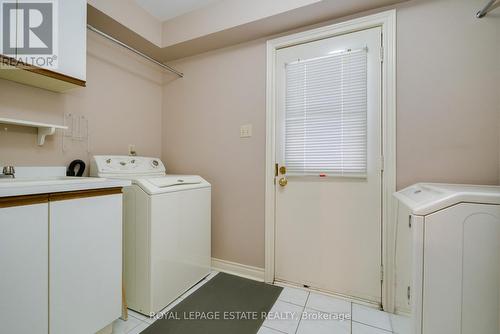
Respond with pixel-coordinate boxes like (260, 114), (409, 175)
(380, 46), (384, 63)
(380, 155), (385, 172)
(380, 265), (384, 282)
(407, 286), (411, 302)
(409, 215), (412, 228)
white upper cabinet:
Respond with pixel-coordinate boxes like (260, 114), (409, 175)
(56, 0), (87, 81)
(0, 0), (87, 91)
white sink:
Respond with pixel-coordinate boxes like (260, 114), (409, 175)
(0, 177), (107, 187)
(0, 173), (130, 198)
(0, 167), (131, 197)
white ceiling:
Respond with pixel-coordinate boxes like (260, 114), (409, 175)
(134, 0), (220, 21)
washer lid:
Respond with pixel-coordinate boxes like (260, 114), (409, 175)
(148, 176), (202, 188)
(394, 183), (500, 215)
(135, 175), (210, 195)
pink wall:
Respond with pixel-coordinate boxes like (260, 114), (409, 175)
(396, 0), (499, 188)
(162, 40), (267, 268)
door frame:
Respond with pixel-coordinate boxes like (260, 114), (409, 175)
(265, 10), (397, 311)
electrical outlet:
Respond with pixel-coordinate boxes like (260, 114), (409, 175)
(240, 124), (252, 138)
(128, 144), (137, 156)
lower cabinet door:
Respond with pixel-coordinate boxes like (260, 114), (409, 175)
(0, 203), (49, 334)
(49, 194), (122, 334)
(423, 203), (500, 334)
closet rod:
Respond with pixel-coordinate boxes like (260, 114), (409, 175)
(476, 0), (498, 18)
(87, 24), (184, 78)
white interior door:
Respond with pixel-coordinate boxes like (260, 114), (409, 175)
(274, 27), (383, 303)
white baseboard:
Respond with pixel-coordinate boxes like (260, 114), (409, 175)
(211, 258), (265, 282)
(394, 307), (412, 317)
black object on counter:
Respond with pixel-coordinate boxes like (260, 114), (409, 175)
(67, 160), (86, 177)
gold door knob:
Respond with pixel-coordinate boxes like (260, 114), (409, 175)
(278, 177), (288, 187)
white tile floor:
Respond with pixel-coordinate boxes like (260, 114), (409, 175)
(260, 286), (411, 334)
(111, 272), (411, 334)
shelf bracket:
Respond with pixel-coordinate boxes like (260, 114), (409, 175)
(37, 126), (56, 146)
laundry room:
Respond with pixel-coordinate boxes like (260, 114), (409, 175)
(0, 1), (499, 334)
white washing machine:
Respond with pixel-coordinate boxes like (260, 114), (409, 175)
(90, 156), (211, 316)
(394, 183), (500, 334)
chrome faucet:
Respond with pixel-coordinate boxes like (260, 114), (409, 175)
(1, 166), (15, 178)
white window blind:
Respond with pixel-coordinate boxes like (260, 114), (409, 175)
(284, 48), (368, 177)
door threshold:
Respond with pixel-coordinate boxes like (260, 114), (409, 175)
(273, 279), (382, 310)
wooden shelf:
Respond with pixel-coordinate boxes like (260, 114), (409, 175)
(0, 117), (68, 146)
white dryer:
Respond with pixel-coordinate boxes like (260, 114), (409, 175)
(91, 156), (211, 315)
(394, 183), (500, 334)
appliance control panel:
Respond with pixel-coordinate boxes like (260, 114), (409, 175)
(91, 156), (166, 176)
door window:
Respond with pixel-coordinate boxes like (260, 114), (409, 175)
(284, 48), (368, 177)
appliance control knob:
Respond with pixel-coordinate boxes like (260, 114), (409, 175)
(106, 159), (111, 164)
(151, 160), (159, 167)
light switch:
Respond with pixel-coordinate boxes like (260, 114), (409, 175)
(240, 124), (252, 138)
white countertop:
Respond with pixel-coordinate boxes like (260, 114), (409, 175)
(394, 183), (500, 215)
(0, 177), (131, 198)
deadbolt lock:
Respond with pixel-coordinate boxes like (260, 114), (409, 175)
(279, 166), (287, 175)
